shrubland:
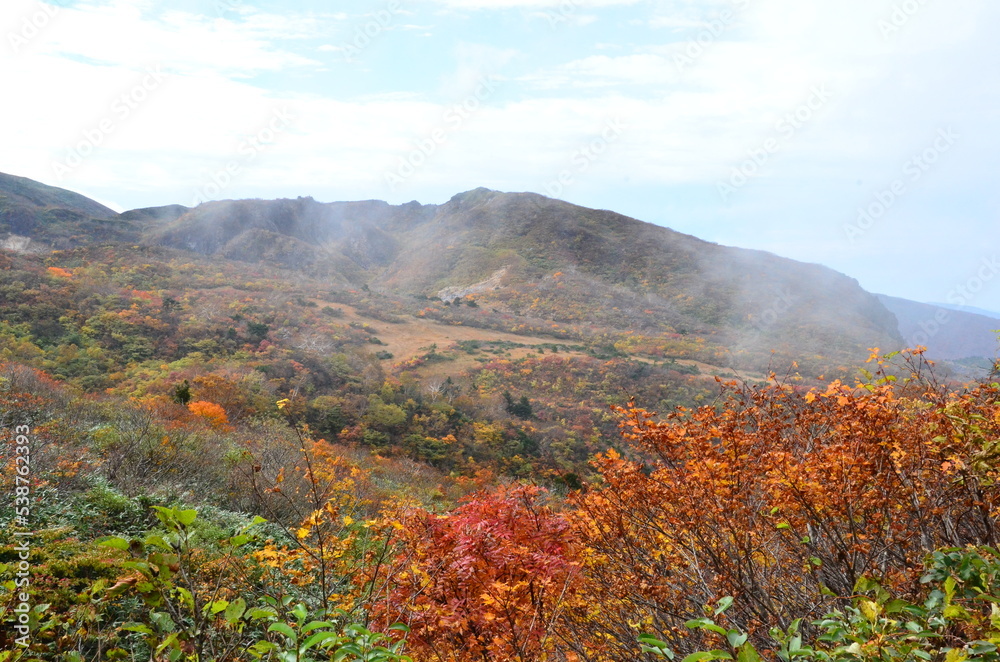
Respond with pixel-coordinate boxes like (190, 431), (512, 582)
(0, 348), (997, 660)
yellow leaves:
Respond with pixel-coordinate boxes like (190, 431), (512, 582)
(945, 647), (969, 662)
(296, 527), (310, 540)
(343, 515), (354, 527)
(276, 398), (290, 410)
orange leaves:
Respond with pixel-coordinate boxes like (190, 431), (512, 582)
(186, 400), (230, 430)
(565, 375), (1000, 659)
(46, 266), (73, 278)
(372, 484), (581, 661)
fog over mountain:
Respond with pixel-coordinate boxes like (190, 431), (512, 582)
(4, 171), (995, 371)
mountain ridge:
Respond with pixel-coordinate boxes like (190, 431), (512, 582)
(2, 171), (971, 373)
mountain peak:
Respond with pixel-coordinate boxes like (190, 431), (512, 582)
(0, 171), (117, 219)
(447, 187), (500, 206)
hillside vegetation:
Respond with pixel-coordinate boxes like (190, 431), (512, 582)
(2, 174), (998, 661)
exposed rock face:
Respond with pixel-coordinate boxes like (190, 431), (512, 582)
(0, 234), (36, 253)
(438, 266), (510, 302)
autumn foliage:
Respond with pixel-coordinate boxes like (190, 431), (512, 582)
(187, 400), (231, 430)
(562, 353), (1000, 658)
(3, 350), (1000, 661)
(370, 484), (581, 662)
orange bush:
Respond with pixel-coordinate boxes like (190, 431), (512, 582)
(187, 400), (230, 430)
(562, 354), (1000, 659)
(371, 484), (582, 662)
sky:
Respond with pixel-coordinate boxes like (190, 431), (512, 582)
(2, 0), (999, 311)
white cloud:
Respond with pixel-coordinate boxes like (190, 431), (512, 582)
(422, 0), (637, 7)
(6, 0), (328, 77)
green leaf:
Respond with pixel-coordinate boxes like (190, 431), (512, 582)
(885, 599), (911, 614)
(714, 597), (735, 616)
(268, 622), (296, 641)
(121, 622), (154, 635)
(150, 611), (176, 633)
(682, 651), (733, 662)
(176, 509), (198, 526)
(248, 607), (279, 620)
(969, 642), (997, 655)
(301, 631), (343, 651)
(210, 600), (230, 615)
(155, 632), (179, 655)
(98, 536), (130, 551)
(685, 618), (729, 636)
(176, 587), (195, 611)
(776, 523), (791, 530)
(291, 602), (309, 623)
(224, 598), (247, 623)
(737, 643), (762, 662)
(727, 632), (748, 648)
(250, 641), (279, 655)
(301, 620), (335, 634)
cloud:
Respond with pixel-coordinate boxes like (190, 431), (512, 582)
(8, 0), (329, 77)
(422, 0), (638, 7)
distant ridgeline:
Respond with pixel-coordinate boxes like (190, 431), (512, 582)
(2, 171), (995, 374)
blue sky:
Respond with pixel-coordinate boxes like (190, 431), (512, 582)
(2, 0), (999, 310)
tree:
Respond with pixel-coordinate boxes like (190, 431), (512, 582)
(564, 353), (1000, 659)
(371, 484), (581, 661)
(503, 391), (533, 419)
(172, 379), (192, 405)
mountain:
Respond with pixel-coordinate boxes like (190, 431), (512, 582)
(0, 173), (907, 372)
(927, 302), (1000, 320)
(0, 172), (117, 219)
(141, 187), (903, 369)
(0, 172), (141, 250)
(877, 294), (999, 360)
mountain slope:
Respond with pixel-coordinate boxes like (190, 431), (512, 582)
(877, 294), (999, 360)
(0, 171), (911, 373)
(0, 173), (140, 249)
(927, 302), (1000, 320)
(144, 187), (903, 369)
(0, 172), (117, 219)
